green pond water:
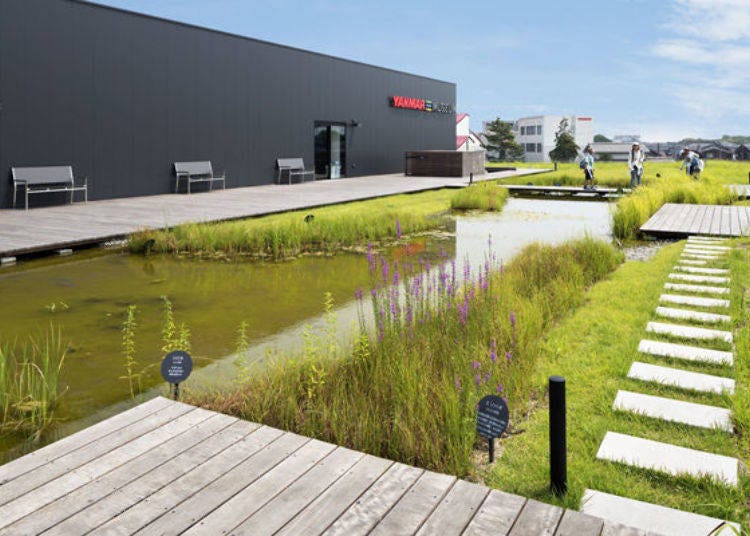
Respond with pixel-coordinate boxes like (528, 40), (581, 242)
(0, 198), (612, 463)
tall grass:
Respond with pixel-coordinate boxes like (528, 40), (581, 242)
(450, 182), (509, 211)
(129, 190), (454, 259)
(189, 237), (622, 475)
(612, 176), (736, 239)
(0, 327), (67, 436)
(120, 305), (141, 399)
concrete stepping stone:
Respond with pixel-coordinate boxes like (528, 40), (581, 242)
(674, 266), (729, 275)
(646, 321), (732, 343)
(582, 489), (740, 536)
(685, 245), (730, 251)
(680, 259), (708, 266)
(664, 283), (729, 295)
(638, 339), (733, 366)
(659, 294), (729, 309)
(668, 273), (729, 285)
(655, 306), (730, 324)
(628, 362), (735, 395)
(682, 251), (719, 261)
(596, 431), (738, 485)
(613, 390), (732, 431)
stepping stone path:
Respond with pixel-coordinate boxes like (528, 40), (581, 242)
(590, 237), (741, 534)
(664, 282), (729, 295)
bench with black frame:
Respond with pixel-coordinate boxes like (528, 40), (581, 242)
(174, 161), (226, 194)
(276, 158), (314, 184)
(11, 166), (88, 210)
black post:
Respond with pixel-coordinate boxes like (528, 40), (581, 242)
(173, 382), (180, 401)
(488, 438), (494, 463)
(554, 162), (558, 171)
(747, 171), (749, 185)
(549, 375), (567, 496)
(470, 172), (474, 184)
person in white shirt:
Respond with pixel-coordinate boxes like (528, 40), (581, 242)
(679, 147), (703, 179)
(628, 142), (645, 187)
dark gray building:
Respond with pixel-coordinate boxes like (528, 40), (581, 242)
(0, 0), (456, 207)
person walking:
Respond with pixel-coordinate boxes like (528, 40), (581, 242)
(581, 145), (595, 190)
(628, 142), (645, 187)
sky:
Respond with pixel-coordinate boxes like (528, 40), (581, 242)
(94, 0), (750, 142)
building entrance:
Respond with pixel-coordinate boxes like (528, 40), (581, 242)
(314, 122), (347, 179)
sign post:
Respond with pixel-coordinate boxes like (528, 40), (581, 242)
(160, 350), (193, 401)
(476, 395), (509, 463)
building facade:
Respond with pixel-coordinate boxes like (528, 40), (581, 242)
(513, 115), (594, 162)
(0, 0), (456, 207)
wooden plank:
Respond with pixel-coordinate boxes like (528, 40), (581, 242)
(0, 406), (210, 530)
(416, 480), (490, 535)
(231, 446), (364, 536)
(0, 413), (243, 536)
(509, 499), (565, 536)
(554, 509), (604, 536)
(462, 489), (527, 536)
(739, 206), (750, 235)
(0, 401), (194, 507)
(369, 471), (456, 535)
(720, 206), (731, 236)
(181, 438), (336, 535)
(324, 462), (423, 536)
(0, 396), (171, 485)
(83, 426), (290, 536)
(277, 455), (394, 536)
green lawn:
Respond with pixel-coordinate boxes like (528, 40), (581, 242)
(485, 240), (749, 526)
(489, 161), (750, 189)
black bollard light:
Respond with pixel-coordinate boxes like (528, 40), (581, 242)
(549, 375), (567, 496)
(470, 172), (474, 184)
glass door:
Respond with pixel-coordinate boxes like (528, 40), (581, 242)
(314, 122), (347, 179)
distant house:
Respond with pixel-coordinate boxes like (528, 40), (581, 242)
(589, 142), (633, 161)
(736, 144), (750, 161)
(456, 113), (484, 151)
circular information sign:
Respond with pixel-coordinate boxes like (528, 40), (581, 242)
(160, 350), (193, 384)
(476, 395), (509, 439)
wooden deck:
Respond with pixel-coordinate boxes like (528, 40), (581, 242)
(640, 203), (750, 237)
(505, 185), (623, 199)
(0, 170), (543, 258)
(0, 397), (647, 535)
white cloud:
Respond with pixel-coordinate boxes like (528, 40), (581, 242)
(652, 0), (750, 120)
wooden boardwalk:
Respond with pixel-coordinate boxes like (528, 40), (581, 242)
(640, 203), (750, 237)
(0, 170), (543, 258)
(505, 185), (622, 199)
(0, 397), (647, 535)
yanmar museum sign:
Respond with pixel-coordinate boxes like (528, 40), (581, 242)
(390, 95), (454, 114)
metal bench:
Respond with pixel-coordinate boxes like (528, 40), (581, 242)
(11, 166), (88, 210)
(174, 161), (226, 194)
(276, 158), (314, 184)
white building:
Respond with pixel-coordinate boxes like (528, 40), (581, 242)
(513, 115), (594, 162)
(456, 113), (483, 152)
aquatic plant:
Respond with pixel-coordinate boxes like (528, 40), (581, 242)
(450, 182), (509, 211)
(160, 296), (191, 353)
(188, 237), (622, 475)
(120, 305), (141, 399)
(0, 327), (67, 436)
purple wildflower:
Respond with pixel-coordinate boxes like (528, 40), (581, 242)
(506, 351), (512, 363)
(489, 340), (497, 364)
(497, 383), (504, 394)
(475, 374), (481, 386)
(355, 288), (363, 300)
(472, 360), (481, 370)
(509, 311), (516, 328)
(458, 300), (469, 326)
(484, 371), (491, 382)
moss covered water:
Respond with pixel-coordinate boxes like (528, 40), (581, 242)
(0, 198), (612, 463)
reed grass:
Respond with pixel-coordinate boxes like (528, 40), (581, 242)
(188, 237), (622, 475)
(450, 182), (509, 211)
(129, 189), (455, 259)
(612, 176), (736, 239)
(0, 327), (67, 436)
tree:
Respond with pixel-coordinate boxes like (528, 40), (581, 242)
(548, 118), (579, 162)
(593, 134), (611, 142)
(484, 118), (524, 161)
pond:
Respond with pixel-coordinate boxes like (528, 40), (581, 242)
(0, 198), (612, 462)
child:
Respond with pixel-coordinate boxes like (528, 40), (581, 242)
(680, 147), (703, 179)
(581, 145), (595, 190)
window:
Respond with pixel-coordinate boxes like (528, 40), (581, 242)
(536, 143), (542, 153)
(536, 125), (542, 135)
(520, 126), (526, 135)
(526, 143), (536, 152)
